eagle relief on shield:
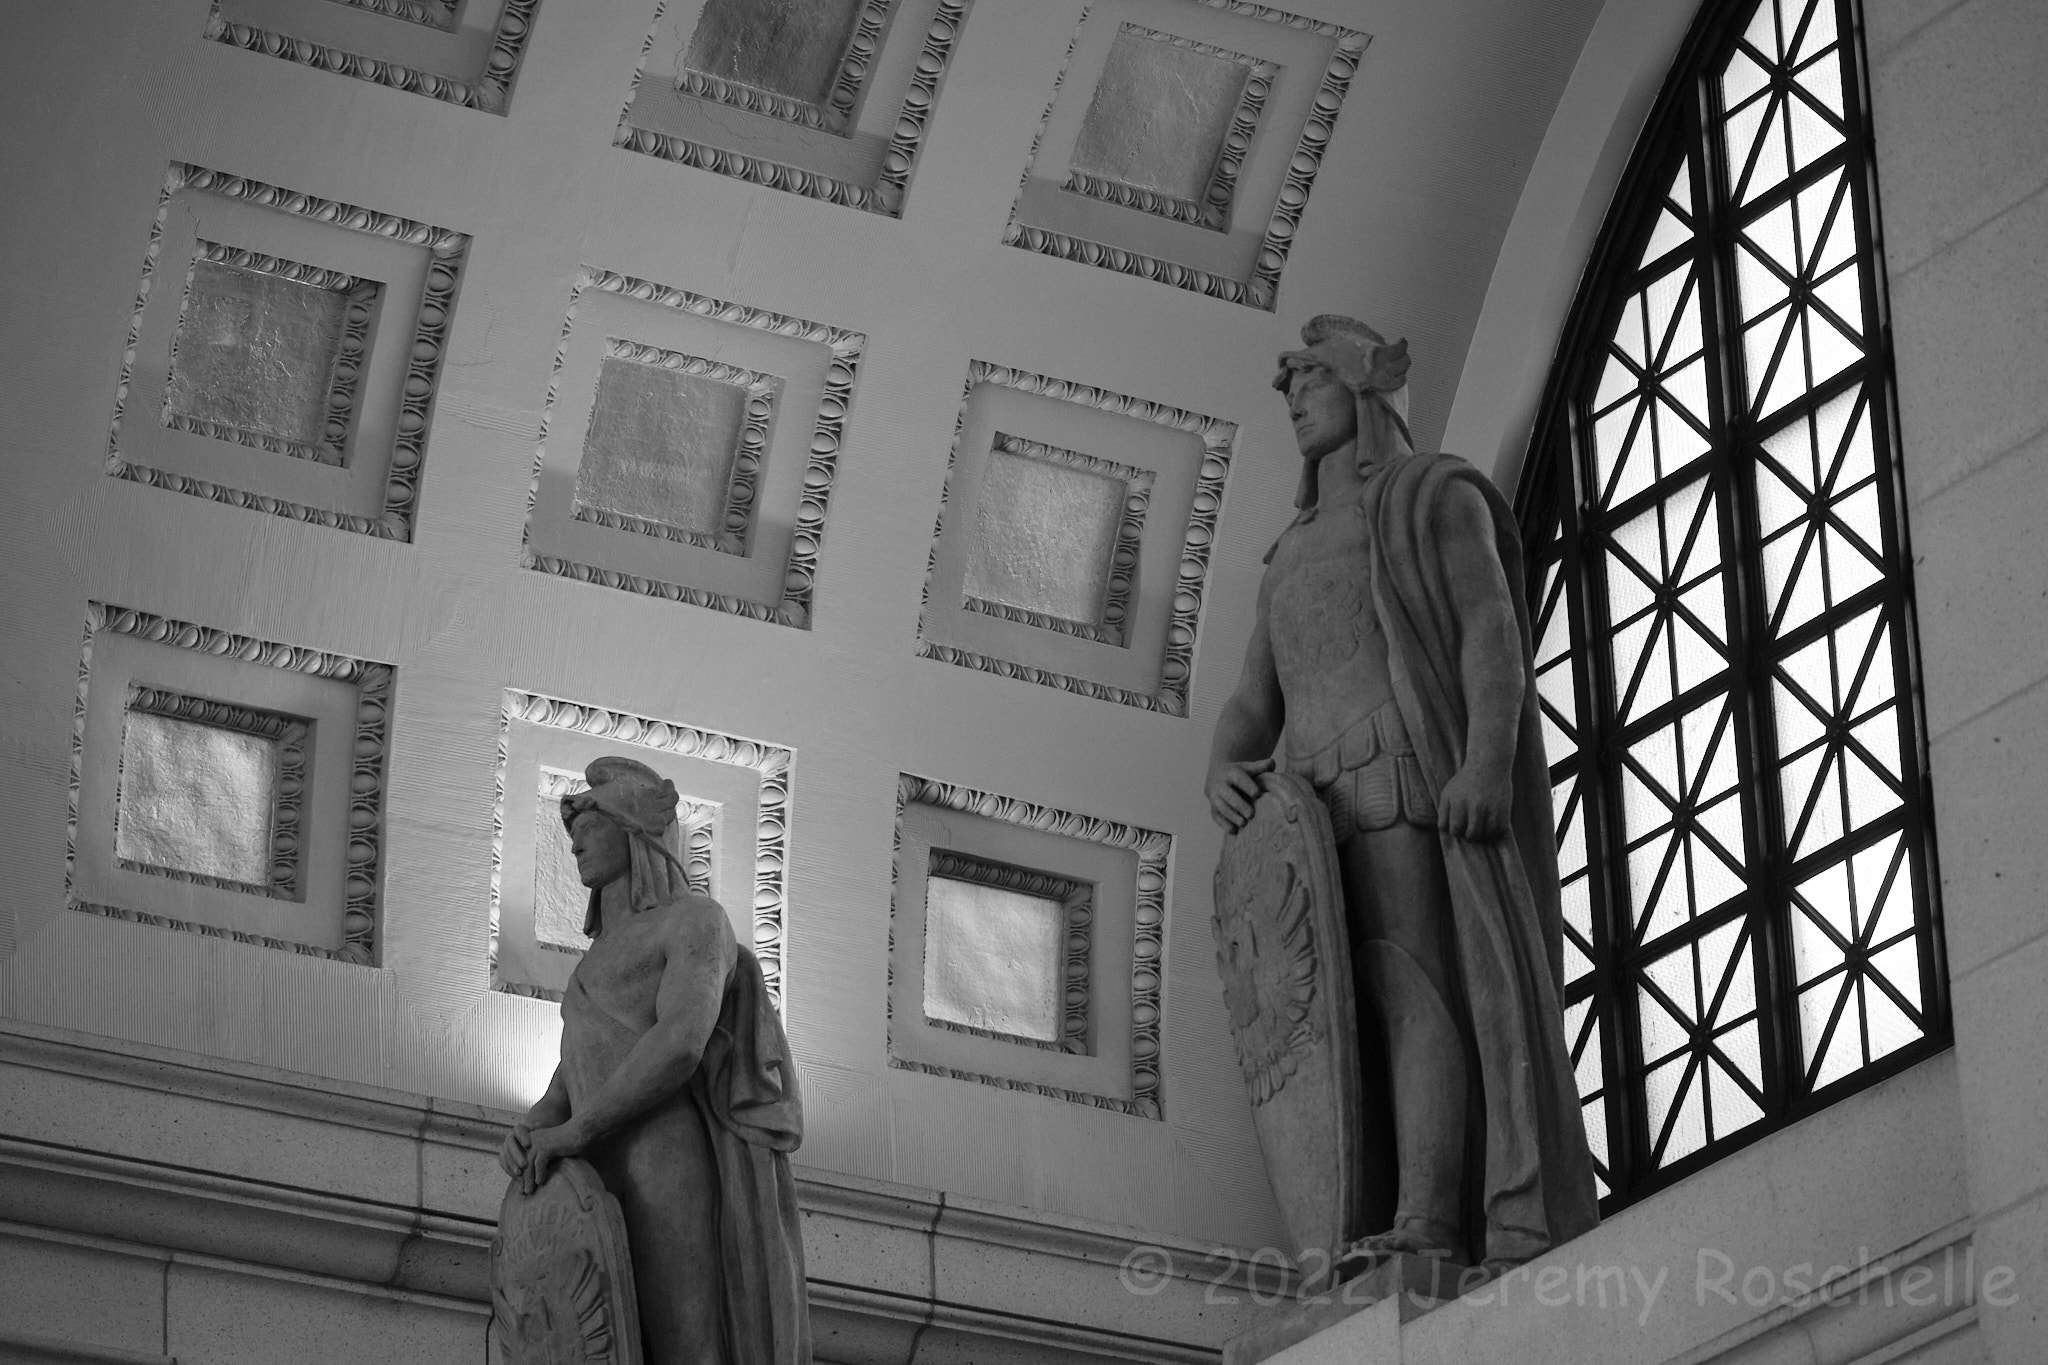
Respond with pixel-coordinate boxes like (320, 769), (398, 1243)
(492, 1156), (643, 1365)
(1213, 770), (1368, 1282)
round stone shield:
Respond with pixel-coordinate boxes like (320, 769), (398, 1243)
(1212, 769), (1365, 1280)
(492, 1157), (643, 1365)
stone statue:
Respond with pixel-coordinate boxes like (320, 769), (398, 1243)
(1206, 316), (1598, 1278)
(497, 756), (811, 1364)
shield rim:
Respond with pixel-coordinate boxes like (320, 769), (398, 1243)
(1215, 768), (1364, 1280)
(493, 1156), (644, 1365)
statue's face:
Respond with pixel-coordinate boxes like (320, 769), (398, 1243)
(1285, 362), (1356, 461)
(569, 809), (631, 889)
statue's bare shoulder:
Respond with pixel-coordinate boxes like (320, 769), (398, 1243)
(649, 890), (739, 1013)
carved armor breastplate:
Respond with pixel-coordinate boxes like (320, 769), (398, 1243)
(1268, 509), (1395, 753)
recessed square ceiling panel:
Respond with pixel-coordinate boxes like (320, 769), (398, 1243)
(575, 349), (777, 554)
(109, 165), (467, 542)
(963, 440), (1129, 630)
(924, 873), (1066, 1043)
(523, 268), (862, 629)
(616, 0), (966, 217)
(204, 0), (539, 114)
(890, 773), (1168, 1118)
(918, 362), (1233, 716)
(1069, 25), (1268, 228)
(1007, 0), (1368, 309)
(164, 253), (377, 466)
(684, 0), (879, 126)
(531, 769), (594, 954)
(115, 708), (282, 888)
(67, 604), (393, 964)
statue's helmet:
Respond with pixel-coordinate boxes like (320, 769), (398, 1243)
(562, 755), (679, 840)
(561, 756), (689, 931)
(1272, 316), (1415, 509)
(1272, 315), (1411, 399)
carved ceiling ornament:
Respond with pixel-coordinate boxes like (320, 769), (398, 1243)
(1006, 0), (1369, 310)
(614, 0), (970, 218)
(888, 772), (1167, 1120)
(917, 361), (1234, 717)
(107, 165), (468, 544)
(66, 604), (393, 966)
(522, 267), (864, 630)
(204, 0), (540, 115)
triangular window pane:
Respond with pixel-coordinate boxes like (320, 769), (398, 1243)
(1721, 46), (1772, 113)
(1643, 207), (1694, 265)
(1790, 0), (1839, 67)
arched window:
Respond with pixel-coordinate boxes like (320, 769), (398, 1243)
(1518, 0), (1946, 1205)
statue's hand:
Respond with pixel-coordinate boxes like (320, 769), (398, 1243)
(520, 1119), (590, 1195)
(1437, 762), (1512, 842)
(1207, 757), (1276, 832)
(499, 1122), (533, 1183)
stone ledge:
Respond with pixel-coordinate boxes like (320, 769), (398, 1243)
(0, 1328), (174, 1365)
(0, 1018), (1269, 1362)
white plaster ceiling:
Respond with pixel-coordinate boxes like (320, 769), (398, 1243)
(0, 0), (1614, 1250)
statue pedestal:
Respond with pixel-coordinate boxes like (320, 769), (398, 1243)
(1221, 1254), (1470, 1365)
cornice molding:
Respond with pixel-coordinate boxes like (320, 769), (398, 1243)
(0, 1019), (1275, 1364)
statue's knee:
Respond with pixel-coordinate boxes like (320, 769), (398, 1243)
(1358, 939), (1462, 1054)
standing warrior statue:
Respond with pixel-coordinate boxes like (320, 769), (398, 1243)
(497, 756), (810, 1364)
(1207, 316), (1597, 1276)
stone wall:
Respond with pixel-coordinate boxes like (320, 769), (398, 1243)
(1872, 0), (2048, 1360)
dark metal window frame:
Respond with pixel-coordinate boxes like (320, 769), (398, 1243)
(1516, 0), (1949, 1210)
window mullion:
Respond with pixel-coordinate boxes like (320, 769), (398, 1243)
(1835, 0), (1951, 1050)
(1692, 50), (1800, 1122)
(1560, 371), (1646, 1200)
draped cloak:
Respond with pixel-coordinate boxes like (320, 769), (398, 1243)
(1351, 450), (1600, 1253)
(561, 931), (810, 1365)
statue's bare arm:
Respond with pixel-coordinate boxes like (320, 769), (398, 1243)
(514, 907), (737, 1192)
(1206, 576), (1285, 831)
(1433, 479), (1525, 842)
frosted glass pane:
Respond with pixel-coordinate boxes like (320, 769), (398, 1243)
(1651, 1054), (1706, 1162)
(116, 710), (278, 884)
(924, 875), (1063, 1041)
(686, 0), (868, 104)
(1702, 919), (1753, 1021)
(578, 356), (751, 537)
(965, 445), (1126, 625)
(1584, 1098), (1611, 1191)
(1721, 47), (1770, 112)
(1639, 985), (1690, 1066)
(1568, 1000), (1604, 1097)
(1595, 401), (1649, 505)
(166, 259), (349, 447)
(1864, 980), (1921, 1061)
(1716, 1018), (1763, 1090)
(1072, 28), (1251, 204)
(1707, 1053), (1764, 1135)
